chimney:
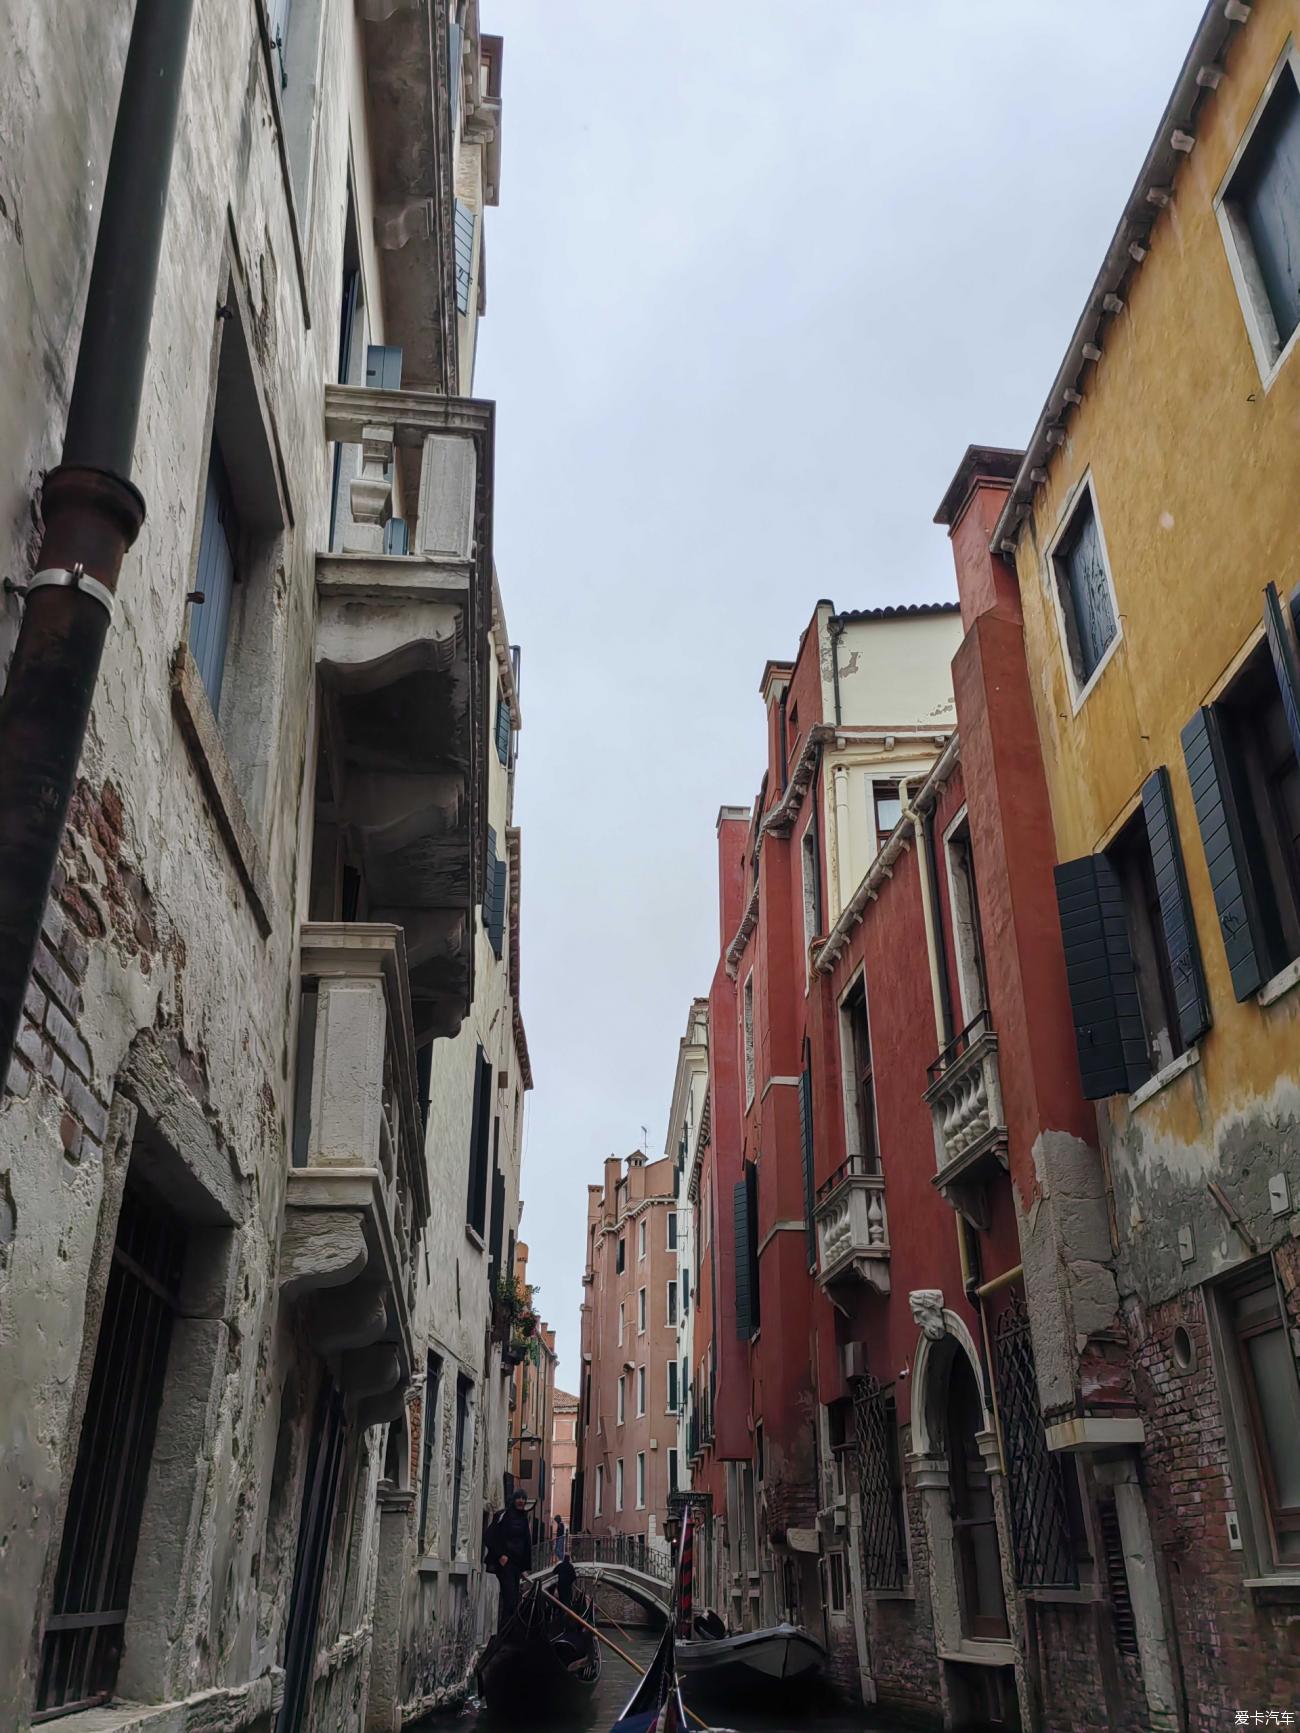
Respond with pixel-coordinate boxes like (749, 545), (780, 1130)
(715, 806), (751, 949)
(933, 445), (1026, 632)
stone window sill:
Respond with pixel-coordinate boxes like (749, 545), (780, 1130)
(171, 645), (272, 936)
(464, 1223), (485, 1252)
(1243, 1572), (1300, 1602)
(448, 1556), (473, 1578)
(1024, 1585), (1102, 1606)
(1126, 1046), (1199, 1112)
(1257, 956), (1300, 1008)
(865, 1584), (916, 1602)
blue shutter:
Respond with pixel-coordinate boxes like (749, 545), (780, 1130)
(454, 201), (476, 315)
(449, 16), (463, 129)
(1181, 707), (1268, 1000)
(733, 1180), (751, 1340)
(1054, 854), (1149, 1098)
(1264, 581), (1300, 767)
(1140, 767), (1211, 1049)
(189, 442), (238, 713)
(485, 828), (505, 959)
(365, 344), (403, 391)
(383, 518), (408, 555)
(494, 696), (511, 765)
(799, 1062), (816, 1267)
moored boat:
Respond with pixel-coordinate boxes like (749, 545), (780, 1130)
(677, 1620), (825, 1691)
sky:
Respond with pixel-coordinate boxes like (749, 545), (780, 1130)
(473, 0), (1207, 1386)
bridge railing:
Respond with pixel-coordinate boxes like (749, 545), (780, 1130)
(567, 1531), (673, 1584)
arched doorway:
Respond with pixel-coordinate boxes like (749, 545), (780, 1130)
(944, 1351), (1008, 1642)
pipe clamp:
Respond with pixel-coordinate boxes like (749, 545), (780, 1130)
(28, 563), (116, 620)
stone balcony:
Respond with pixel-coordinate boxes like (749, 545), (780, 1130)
(924, 1012), (1009, 1229)
(814, 1156), (891, 1297)
(318, 383), (494, 1042)
(283, 923), (431, 1425)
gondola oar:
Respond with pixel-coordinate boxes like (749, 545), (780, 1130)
(538, 1590), (710, 1731)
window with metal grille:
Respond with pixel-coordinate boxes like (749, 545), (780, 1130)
(850, 1374), (907, 1591)
(36, 1183), (186, 1718)
(992, 1291), (1079, 1589)
(1096, 1497), (1139, 1655)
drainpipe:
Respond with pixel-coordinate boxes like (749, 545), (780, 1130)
(0, 0), (195, 1085)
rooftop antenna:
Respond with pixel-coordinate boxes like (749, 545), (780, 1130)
(641, 1125), (648, 1154)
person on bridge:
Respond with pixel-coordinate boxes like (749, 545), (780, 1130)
(553, 1513), (567, 1561)
(484, 1488), (533, 1628)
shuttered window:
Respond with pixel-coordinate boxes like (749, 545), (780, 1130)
(465, 1047), (492, 1235)
(487, 1131), (506, 1292)
(383, 517), (408, 555)
(494, 695), (511, 765)
(798, 1056), (816, 1269)
(1229, 64), (1300, 353)
(1051, 485), (1117, 687)
(1054, 855), (1148, 1098)
(364, 344), (403, 391)
(485, 828), (506, 959)
(667, 1360), (679, 1413)
(733, 1161), (760, 1339)
(189, 440), (239, 715)
(1140, 767), (1211, 1050)
(454, 201), (476, 315)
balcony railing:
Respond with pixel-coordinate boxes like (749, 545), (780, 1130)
(282, 923), (428, 1423)
(923, 1011), (1008, 1228)
(814, 1154), (890, 1295)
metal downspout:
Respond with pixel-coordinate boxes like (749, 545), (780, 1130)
(0, 0), (196, 1083)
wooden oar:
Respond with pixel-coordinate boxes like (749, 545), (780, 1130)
(586, 1592), (637, 1650)
(539, 1589), (709, 1731)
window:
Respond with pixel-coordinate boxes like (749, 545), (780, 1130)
(669, 1448), (679, 1494)
(682, 1268), (691, 1316)
(1214, 1262), (1300, 1568)
(743, 972), (755, 1105)
(636, 1452), (647, 1509)
(872, 780), (903, 847)
(484, 827), (506, 959)
(190, 439), (240, 714)
(1181, 600), (1300, 999)
(945, 813), (989, 1024)
(828, 1552), (847, 1615)
(1218, 51), (1300, 380)
(37, 1180), (186, 1714)
(840, 977), (878, 1168)
(418, 1352), (443, 1553)
(617, 1375), (626, 1426)
(667, 1211), (678, 1250)
(638, 1287), (647, 1334)
(1047, 478), (1119, 696)
(595, 1463), (604, 1517)
(494, 693), (512, 765)
(1110, 803), (1194, 1075)
(668, 1360), (679, 1413)
(637, 1366), (646, 1416)
(451, 1377), (471, 1553)
(667, 1280), (678, 1327)
(465, 1046), (492, 1236)
(453, 198), (477, 315)
(616, 1236), (625, 1274)
(616, 1459), (625, 1512)
(618, 1301), (625, 1346)
(801, 822), (822, 952)
(638, 1218), (647, 1260)
(733, 1160), (761, 1338)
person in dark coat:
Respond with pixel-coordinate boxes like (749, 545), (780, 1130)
(485, 1489), (533, 1628)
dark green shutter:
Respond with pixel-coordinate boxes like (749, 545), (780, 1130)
(745, 1159), (761, 1332)
(798, 1062), (816, 1268)
(1054, 855), (1149, 1098)
(365, 344), (403, 390)
(1180, 707), (1267, 1000)
(485, 827), (505, 959)
(733, 1179), (751, 1340)
(1140, 767), (1211, 1048)
(1264, 581), (1300, 766)
(495, 696), (511, 765)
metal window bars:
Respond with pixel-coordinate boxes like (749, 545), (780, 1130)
(992, 1290), (1079, 1589)
(850, 1374), (908, 1591)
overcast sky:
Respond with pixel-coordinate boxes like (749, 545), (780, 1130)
(473, 0), (1205, 1386)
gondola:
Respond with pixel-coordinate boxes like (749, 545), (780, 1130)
(477, 1575), (602, 1717)
(677, 1618), (825, 1692)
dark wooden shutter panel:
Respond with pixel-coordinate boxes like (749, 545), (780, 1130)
(364, 344), (403, 391)
(1054, 855), (1148, 1098)
(799, 1064), (816, 1268)
(1140, 767), (1211, 1048)
(745, 1159), (761, 1332)
(1264, 581), (1300, 766)
(1180, 707), (1267, 1000)
(733, 1180), (751, 1340)
(494, 696), (511, 765)
(485, 827), (505, 958)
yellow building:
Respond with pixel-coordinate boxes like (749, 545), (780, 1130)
(988, 0), (1300, 1714)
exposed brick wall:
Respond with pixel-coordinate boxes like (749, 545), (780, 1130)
(1133, 1273), (1300, 1723)
(1030, 1600), (1146, 1733)
(865, 1445), (942, 1724)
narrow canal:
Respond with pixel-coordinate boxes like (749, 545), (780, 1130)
(426, 1627), (887, 1733)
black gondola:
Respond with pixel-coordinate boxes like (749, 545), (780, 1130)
(476, 1575), (602, 1717)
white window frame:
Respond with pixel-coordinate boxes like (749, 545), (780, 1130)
(638, 1217), (647, 1260)
(617, 1374), (626, 1426)
(666, 1278), (678, 1328)
(616, 1458), (624, 1512)
(636, 1452), (646, 1510)
(618, 1301), (625, 1347)
(1214, 40), (1300, 390)
(743, 970), (755, 1106)
(638, 1286), (647, 1335)
(828, 1551), (847, 1616)
(942, 804), (985, 1027)
(636, 1365), (646, 1417)
(669, 1447), (679, 1493)
(666, 1210), (677, 1251)
(667, 1360), (679, 1414)
(594, 1462), (603, 1516)
(800, 821), (819, 966)
(1043, 470), (1123, 714)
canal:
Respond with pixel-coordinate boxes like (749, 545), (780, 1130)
(425, 1628), (886, 1733)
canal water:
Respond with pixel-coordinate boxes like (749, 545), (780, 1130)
(425, 1628), (886, 1733)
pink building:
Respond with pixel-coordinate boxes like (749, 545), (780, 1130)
(577, 1154), (682, 1540)
(551, 1388), (578, 1533)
